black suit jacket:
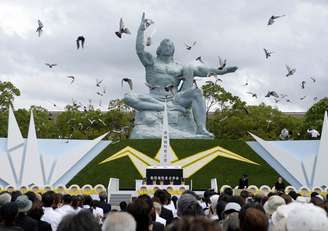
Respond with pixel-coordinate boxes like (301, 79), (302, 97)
(160, 207), (174, 225)
(238, 178), (249, 189)
(38, 220), (52, 231)
(152, 221), (164, 231)
(15, 213), (38, 231)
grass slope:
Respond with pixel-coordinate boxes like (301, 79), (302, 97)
(69, 139), (279, 189)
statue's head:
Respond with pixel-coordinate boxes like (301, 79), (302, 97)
(156, 39), (175, 57)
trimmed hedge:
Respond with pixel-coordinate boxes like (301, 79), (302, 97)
(69, 139), (279, 189)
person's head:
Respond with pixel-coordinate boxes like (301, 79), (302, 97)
(11, 190), (22, 202)
(102, 212), (136, 231)
(221, 212), (240, 231)
(28, 199), (44, 220)
(228, 196), (245, 207)
(119, 201), (127, 212)
(154, 189), (168, 205)
(0, 192), (12, 208)
(62, 194), (73, 205)
(53, 193), (63, 208)
(171, 196), (178, 208)
(223, 188), (233, 197)
(203, 189), (216, 204)
(279, 193), (292, 204)
(166, 216), (222, 231)
(177, 193), (204, 217)
(310, 196), (325, 209)
(223, 202), (241, 217)
(242, 174), (248, 179)
(57, 210), (101, 231)
(263, 195), (285, 217)
(277, 176), (283, 183)
(42, 191), (55, 207)
(25, 191), (37, 203)
(0, 202), (19, 226)
(83, 195), (93, 207)
(156, 39), (175, 57)
(272, 203), (328, 231)
(288, 190), (298, 200)
(240, 208), (268, 231)
(127, 198), (152, 231)
(310, 191), (319, 198)
(15, 195), (32, 213)
(99, 191), (107, 203)
(240, 190), (249, 201)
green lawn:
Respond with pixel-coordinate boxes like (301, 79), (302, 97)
(69, 139), (279, 190)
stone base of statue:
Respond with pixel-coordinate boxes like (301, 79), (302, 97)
(129, 110), (213, 139)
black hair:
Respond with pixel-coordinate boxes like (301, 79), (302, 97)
(42, 191), (55, 207)
(25, 191), (37, 203)
(223, 188), (233, 196)
(127, 198), (152, 231)
(62, 194), (73, 204)
(119, 201), (127, 211)
(0, 202), (19, 226)
(11, 191), (22, 202)
(154, 189), (168, 205)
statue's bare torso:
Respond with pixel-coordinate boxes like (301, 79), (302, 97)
(123, 12), (238, 137)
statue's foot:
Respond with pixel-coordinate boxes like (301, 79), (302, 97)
(196, 128), (214, 138)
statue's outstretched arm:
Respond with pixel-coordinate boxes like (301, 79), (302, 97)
(193, 66), (238, 77)
(136, 12), (153, 66)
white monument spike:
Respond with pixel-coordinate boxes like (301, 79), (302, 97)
(7, 106), (24, 150)
(2, 106), (24, 186)
(313, 111), (328, 186)
(159, 99), (171, 166)
(20, 110), (43, 186)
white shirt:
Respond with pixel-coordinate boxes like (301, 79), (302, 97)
(308, 129), (320, 138)
(83, 205), (104, 223)
(41, 207), (62, 231)
(164, 201), (177, 217)
(156, 213), (166, 226)
(56, 204), (76, 218)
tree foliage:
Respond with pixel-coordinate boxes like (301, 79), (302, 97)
(0, 81), (21, 111)
(202, 82), (245, 116)
(303, 97), (328, 135)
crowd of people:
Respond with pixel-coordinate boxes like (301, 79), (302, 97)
(0, 186), (328, 231)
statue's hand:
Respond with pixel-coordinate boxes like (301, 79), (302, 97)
(225, 66), (238, 73)
(139, 12), (146, 31)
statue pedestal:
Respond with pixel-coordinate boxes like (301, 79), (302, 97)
(129, 110), (212, 139)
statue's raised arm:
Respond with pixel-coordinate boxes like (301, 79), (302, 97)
(193, 65), (238, 77)
(136, 12), (154, 66)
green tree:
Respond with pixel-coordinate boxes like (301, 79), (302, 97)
(0, 81), (21, 111)
(209, 103), (304, 140)
(303, 97), (328, 137)
(202, 82), (245, 116)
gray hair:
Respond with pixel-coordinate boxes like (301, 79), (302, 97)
(102, 212), (136, 231)
(177, 193), (204, 217)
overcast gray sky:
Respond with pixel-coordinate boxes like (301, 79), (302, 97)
(0, 0), (327, 112)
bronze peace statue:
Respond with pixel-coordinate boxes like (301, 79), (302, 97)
(124, 13), (238, 139)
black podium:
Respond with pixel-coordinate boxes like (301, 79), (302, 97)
(146, 166), (183, 185)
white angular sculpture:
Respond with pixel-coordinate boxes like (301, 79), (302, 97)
(248, 112), (328, 188)
(0, 107), (110, 187)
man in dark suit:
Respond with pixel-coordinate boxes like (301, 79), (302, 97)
(154, 190), (174, 225)
(15, 195), (38, 231)
(238, 174), (249, 189)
